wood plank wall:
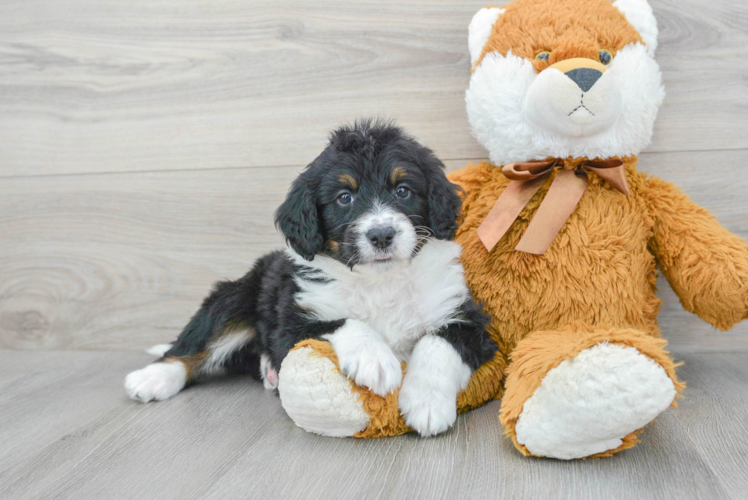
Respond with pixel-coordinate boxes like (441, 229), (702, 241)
(1, 0), (746, 351)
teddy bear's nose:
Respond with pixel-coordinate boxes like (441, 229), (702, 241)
(565, 68), (603, 92)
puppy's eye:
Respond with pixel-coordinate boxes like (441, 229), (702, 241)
(535, 51), (550, 62)
(337, 192), (353, 205)
(599, 49), (612, 65)
(395, 186), (411, 199)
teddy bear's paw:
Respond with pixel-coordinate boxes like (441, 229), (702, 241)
(124, 362), (187, 403)
(514, 342), (676, 460)
(398, 380), (457, 437)
(278, 346), (370, 437)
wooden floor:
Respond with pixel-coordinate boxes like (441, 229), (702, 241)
(1, 347), (747, 500)
(2, 0), (748, 498)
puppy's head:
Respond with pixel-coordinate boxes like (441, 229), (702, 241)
(275, 119), (460, 271)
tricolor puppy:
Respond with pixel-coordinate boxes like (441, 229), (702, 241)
(124, 120), (496, 437)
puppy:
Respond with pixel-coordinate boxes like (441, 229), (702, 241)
(125, 119), (496, 436)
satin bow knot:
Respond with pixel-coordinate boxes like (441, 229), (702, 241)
(476, 158), (630, 255)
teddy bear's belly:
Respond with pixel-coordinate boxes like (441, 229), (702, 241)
(457, 182), (661, 349)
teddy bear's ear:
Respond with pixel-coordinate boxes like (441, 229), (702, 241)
(468, 7), (504, 66)
(612, 0), (659, 56)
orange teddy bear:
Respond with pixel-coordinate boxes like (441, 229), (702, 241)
(278, 0), (748, 459)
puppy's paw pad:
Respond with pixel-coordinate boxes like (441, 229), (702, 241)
(338, 342), (402, 397)
(399, 386), (456, 437)
(261, 354), (278, 390)
(124, 362), (186, 403)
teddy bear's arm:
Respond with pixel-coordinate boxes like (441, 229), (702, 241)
(643, 174), (748, 330)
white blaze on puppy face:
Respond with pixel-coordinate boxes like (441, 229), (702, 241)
(353, 203), (418, 270)
(465, 0), (664, 164)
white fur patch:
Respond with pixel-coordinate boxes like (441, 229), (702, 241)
(324, 319), (402, 397)
(398, 335), (472, 437)
(466, 42), (664, 165)
(514, 343), (676, 459)
(145, 344), (172, 357)
(278, 346), (369, 437)
(613, 0), (659, 55)
(124, 362), (187, 403)
(468, 7), (504, 66)
(201, 329), (254, 375)
(288, 239), (470, 359)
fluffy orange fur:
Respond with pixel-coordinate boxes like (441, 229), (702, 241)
(476, 0), (643, 71)
(289, 157), (747, 452)
(281, 0), (748, 456)
(498, 324), (685, 457)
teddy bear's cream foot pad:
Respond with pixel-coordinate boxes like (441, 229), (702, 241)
(514, 342), (676, 460)
(279, 346), (369, 437)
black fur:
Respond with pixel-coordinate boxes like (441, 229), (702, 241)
(432, 301), (495, 371)
(158, 119), (495, 390)
(275, 118), (463, 266)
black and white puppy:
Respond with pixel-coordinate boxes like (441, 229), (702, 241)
(124, 120), (496, 437)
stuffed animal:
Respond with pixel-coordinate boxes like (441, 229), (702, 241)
(277, 0), (748, 459)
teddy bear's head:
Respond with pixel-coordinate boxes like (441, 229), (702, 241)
(466, 0), (664, 165)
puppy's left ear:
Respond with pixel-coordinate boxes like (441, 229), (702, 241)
(274, 171), (325, 261)
(426, 162), (462, 240)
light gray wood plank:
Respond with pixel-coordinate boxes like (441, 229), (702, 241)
(0, 351), (149, 476)
(0, 166), (297, 350)
(2, 350), (741, 500)
(670, 352), (748, 499)
(0, 0), (746, 177)
(1, 150), (746, 351)
(0, 351), (288, 500)
(204, 405), (728, 500)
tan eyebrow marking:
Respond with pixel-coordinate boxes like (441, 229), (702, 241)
(391, 167), (407, 184)
(338, 174), (357, 189)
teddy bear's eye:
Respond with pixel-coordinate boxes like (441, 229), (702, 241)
(535, 51), (550, 62)
(599, 49), (612, 65)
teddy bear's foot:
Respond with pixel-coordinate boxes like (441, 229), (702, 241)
(514, 342), (675, 459)
(278, 343), (370, 437)
(279, 338), (505, 439)
(501, 325), (684, 459)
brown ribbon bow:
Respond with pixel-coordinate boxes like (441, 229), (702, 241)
(476, 158), (630, 255)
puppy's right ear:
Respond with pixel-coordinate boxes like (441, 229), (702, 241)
(274, 173), (324, 261)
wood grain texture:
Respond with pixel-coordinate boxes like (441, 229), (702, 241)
(672, 352), (748, 498)
(0, 0), (747, 176)
(0, 150), (746, 351)
(1, 349), (745, 500)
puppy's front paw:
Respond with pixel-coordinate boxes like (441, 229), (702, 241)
(336, 340), (402, 397)
(398, 379), (457, 437)
(124, 362), (187, 403)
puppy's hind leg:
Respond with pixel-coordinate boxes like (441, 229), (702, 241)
(125, 260), (268, 402)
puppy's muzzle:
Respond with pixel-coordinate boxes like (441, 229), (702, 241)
(367, 227), (395, 250)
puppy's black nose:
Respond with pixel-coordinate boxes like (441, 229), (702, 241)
(565, 68), (602, 92)
(367, 227), (395, 249)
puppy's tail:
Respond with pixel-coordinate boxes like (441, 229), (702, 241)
(145, 344), (173, 357)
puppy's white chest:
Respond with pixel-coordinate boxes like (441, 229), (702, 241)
(293, 240), (469, 359)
